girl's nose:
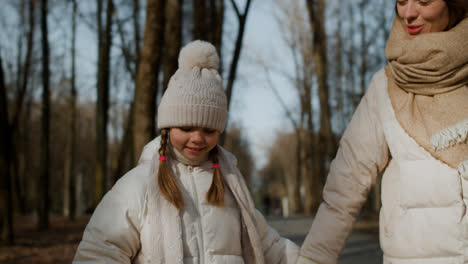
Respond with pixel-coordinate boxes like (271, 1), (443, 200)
(190, 130), (204, 143)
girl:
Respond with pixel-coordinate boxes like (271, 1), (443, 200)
(297, 1), (468, 263)
(73, 40), (299, 264)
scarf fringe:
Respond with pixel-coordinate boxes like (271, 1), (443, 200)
(431, 119), (468, 151)
(459, 159), (468, 179)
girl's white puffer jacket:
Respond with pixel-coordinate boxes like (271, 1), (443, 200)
(299, 69), (468, 264)
(73, 138), (299, 264)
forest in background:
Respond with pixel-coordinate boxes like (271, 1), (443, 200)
(0, 0), (395, 246)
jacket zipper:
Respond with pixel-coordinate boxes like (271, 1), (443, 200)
(188, 166), (205, 264)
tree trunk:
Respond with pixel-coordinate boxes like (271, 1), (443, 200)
(0, 54), (14, 245)
(303, 80), (322, 215)
(214, 0), (224, 71)
(113, 103), (135, 184)
(12, 0), (35, 134)
(11, 0), (36, 215)
(38, 0), (50, 230)
(220, 0), (252, 146)
(133, 0), (141, 73)
(112, 0), (142, 177)
(162, 0), (182, 90)
(300, 132), (314, 215)
(334, 9), (346, 134)
(359, 0), (368, 98)
(193, 0), (206, 40)
(209, 0), (224, 56)
(264, 66), (303, 215)
(15, 0), (26, 103)
(347, 3), (358, 110)
(285, 131), (301, 215)
(306, 0), (334, 183)
(64, 0), (77, 219)
(132, 0), (166, 162)
(225, 0), (252, 112)
(95, 0), (113, 206)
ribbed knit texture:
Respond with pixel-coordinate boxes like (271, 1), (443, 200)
(157, 40), (227, 132)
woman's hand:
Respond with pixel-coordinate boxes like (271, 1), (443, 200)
(296, 256), (320, 264)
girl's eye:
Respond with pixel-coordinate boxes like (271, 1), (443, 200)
(203, 128), (217, 134)
(179, 127), (193, 132)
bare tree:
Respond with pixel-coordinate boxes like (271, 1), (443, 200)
(346, 3), (358, 110)
(132, 0), (166, 162)
(218, 0), (252, 146)
(272, 0), (325, 214)
(163, 0), (182, 90)
(0, 53), (14, 245)
(264, 67), (304, 214)
(262, 132), (303, 216)
(38, 0), (50, 230)
(306, 0), (335, 185)
(193, 0), (207, 40)
(223, 126), (255, 185)
(359, 0), (370, 98)
(132, 0), (141, 72)
(212, 0), (224, 53)
(10, 0), (36, 215)
(63, 0), (77, 219)
(95, 0), (114, 206)
(192, 0), (224, 63)
(225, 0), (252, 112)
(112, 0), (144, 181)
(11, 0), (35, 135)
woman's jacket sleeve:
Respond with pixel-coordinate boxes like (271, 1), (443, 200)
(298, 74), (390, 264)
(73, 165), (149, 263)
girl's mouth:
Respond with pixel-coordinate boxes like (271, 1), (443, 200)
(185, 146), (205, 154)
(406, 25), (424, 35)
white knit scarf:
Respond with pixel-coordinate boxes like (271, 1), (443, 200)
(144, 145), (265, 264)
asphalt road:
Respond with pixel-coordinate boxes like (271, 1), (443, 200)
(267, 216), (383, 264)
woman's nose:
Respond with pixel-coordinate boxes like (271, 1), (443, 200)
(403, 2), (418, 22)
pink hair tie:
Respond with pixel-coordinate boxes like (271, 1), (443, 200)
(213, 163), (220, 169)
(159, 156), (167, 161)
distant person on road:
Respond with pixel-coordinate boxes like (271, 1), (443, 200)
(73, 40), (299, 264)
(297, 1), (467, 263)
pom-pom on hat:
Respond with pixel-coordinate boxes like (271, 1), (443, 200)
(157, 40), (227, 132)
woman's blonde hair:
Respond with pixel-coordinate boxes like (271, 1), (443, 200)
(157, 128), (225, 210)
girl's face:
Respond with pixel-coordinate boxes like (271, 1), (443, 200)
(169, 127), (220, 162)
(396, 0), (450, 38)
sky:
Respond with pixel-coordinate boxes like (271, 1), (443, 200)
(225, 0), (302, 169)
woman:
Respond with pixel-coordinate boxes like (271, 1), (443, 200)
(297, 1), (467, 263)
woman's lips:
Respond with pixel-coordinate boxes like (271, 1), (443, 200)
(406, 25), (424, 35)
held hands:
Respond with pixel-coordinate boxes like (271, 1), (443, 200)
(296, 255), (320, 264)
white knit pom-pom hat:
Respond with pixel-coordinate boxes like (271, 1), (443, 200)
(157, 40), (227, 132)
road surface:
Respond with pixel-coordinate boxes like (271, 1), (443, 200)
(267, 216), (383, 264)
